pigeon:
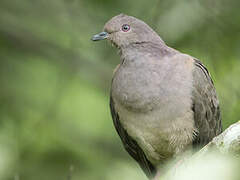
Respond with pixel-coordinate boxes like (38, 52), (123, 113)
(92, 14), (222, 179)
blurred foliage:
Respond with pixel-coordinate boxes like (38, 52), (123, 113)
(0, 0), (240, 179)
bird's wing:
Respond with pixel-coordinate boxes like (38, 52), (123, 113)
(192, 59), (222, 147)
(110, 96), (156, 178)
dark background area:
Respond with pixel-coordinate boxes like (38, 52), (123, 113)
(0, 0), (239, 179)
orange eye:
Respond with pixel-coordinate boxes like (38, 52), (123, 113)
(122, 24), (130, 32)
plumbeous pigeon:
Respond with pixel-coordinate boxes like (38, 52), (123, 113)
(92, 14), (222, 179)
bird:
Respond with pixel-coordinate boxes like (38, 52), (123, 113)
(92, 14), (222, 179)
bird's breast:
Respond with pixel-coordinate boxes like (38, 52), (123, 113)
(111, 55), (194, 114)
(111, 62), (163, 112)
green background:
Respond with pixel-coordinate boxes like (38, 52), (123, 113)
(0, 0), (239, 179)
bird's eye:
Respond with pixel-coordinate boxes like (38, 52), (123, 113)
(122, 24), (130, 32)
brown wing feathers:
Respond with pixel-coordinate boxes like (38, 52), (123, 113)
(192, 59), (222, 147)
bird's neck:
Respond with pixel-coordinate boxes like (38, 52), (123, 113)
(119, 42), (176, 63)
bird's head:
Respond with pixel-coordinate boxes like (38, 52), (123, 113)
(92, 14), (164, 48)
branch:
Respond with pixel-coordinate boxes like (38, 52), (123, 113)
(161, 121), (240, 180)
(196, 121), (240, 157)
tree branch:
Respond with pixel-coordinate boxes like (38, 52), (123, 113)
(197, 121), (240, 157)
(160, 121), (240, 180)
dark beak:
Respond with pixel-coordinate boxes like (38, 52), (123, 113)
(91, 31), (108, 41)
